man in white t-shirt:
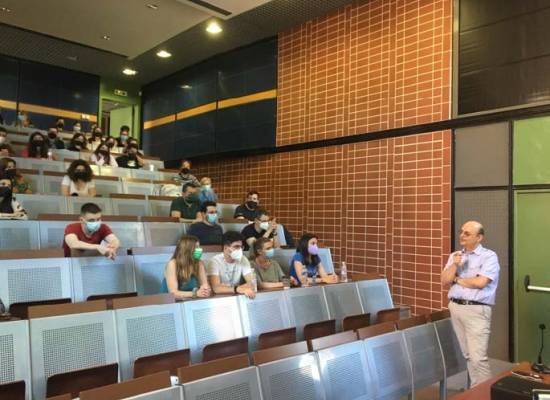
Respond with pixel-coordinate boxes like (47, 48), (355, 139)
(207, 231), (256, 299)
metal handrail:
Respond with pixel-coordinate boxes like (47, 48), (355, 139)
(524, 275), (550, 293)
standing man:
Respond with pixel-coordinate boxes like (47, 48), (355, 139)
(441, 220), (500, 387)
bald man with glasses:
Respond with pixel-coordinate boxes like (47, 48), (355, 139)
(441, 220), (500, 387)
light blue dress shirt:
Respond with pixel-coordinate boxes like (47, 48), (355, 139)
(445, 244), (500, 305)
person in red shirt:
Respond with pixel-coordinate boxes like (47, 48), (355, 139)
(63, 202), (120, 258)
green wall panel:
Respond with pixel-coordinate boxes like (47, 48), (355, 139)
(514, 116), (550, 185)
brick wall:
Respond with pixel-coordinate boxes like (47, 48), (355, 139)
(193, 130), (451, 314)
(277, 0), (452, 146)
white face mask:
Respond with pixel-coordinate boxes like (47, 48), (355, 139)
(74, 126), (81, 133)
(230, 248), (243, 261)
(259, 221), (270, 231)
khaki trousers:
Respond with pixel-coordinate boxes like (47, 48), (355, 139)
(448, 301), (492, 387)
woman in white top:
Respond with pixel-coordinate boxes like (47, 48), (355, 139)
(61, 159), (96, 197)
(90, 142), (118, 167)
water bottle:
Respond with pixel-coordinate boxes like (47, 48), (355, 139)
(250, 271), (258, 293)
(340, 262), (348, 283)
(301, 268), (309, 287)
(47, 150), (53, 160)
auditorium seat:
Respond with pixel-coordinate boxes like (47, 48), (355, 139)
(202, 336), (249, 362)
(323, 282), (363, 330)
(429, 308), (451, 322)
(17, 193), (68, 218)
(182, 365), (261, 400)
(356, 278), (395, 324)
(177, 354), (250, 383)
(377, 307), (402, 323)
(303, 319), (336, 343)
(0, 321), (31, 399)
(67, 195), (113, 215)
(99, 165), (132, 178)
(147, 195), (173, 217)
(342, 312), (371, 331)
(433, 318), (467, 378)
(143, 220), (184, 247)
(0, 380), (25, 400)
(256, 327), (296, 350)
(0, 220), (40, 249)
(133, 348), (190, 378)
(9, 298), (72, 319)
(18, 168), (42, 193)
(356, 320), (396, 340)
(87, 292), (137, 309)
(93, 175), (122, 197)
(42, 171), (65, 194)
(110, 194), (150, 217)
(396, 314), (428, 330)
(122, 178), (155, 196)
(308, 330), (358, 352)
(46, 363), (118, 399)
(285, 286), (330, 340)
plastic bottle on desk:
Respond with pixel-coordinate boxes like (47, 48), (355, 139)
(340, 262), (348, 283)
(301, 268), (310, 287)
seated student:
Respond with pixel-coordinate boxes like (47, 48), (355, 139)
(198, 176), (218, 204)
(90, 142), (118, 167)
(21, 132), (50, 159)
(116, 143), (143, 169)
(126, 137), (144, 155)
(88, 126), (104, 150)
(47, 128), (65, 149)
(61, 159), (96, 197)
(170, 183), (202, 222)
(55, 117), (66, 132)
(116, 125), (130, 149)
(175, 159), (200, 187)
(241, 209), (280, 251)
(207, 231), (256, 299)
(0, 172), (28, 220)
(234, 191), (261, 221)
(0, 127), (8, 145)
(290, 233), (338, 286)
(250, 238), (285, 289)
(72, 121), (82, 134)
(63, 202), (120, 258)
(67, 132), (88, 152)
(187, 201), (223, 245)
(0, 157), (32, 194)
(0, 143), (15, 157)
(104, 136), (117, 152)
(160, 234), (211, 299)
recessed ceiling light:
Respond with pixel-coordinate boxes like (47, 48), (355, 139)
(156, 50), (172, 58)
(180, 85), (192, 90)
(146, 4), (159, 10)
(122, 68), (137, 76)
(0, 6), (11, 12)
(206, 21), (222, 35)
(102, 35), (111, 41)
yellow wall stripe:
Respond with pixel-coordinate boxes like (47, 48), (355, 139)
(0, 99), (17, 110)
(176, 102), (217, 120)
(143, 88), (277, 131)
(19, 102), (97, 123)
(143, 115), (176, 130)
(217, 89), (277, 109)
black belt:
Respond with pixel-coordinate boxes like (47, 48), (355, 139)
(450, 298), (489, 306)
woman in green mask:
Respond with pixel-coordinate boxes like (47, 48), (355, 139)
(161, 234), (211, 299)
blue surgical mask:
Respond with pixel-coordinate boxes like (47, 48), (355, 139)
(206, 213), (218, 224)
(265, 248), (275, 259)
(259, 221), (270, 231)
(85, 221), (101, 233)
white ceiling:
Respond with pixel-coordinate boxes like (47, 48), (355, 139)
(0, 0), (270, 59)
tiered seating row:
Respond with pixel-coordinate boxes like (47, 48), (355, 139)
(0, 279), (423, 400)
(0, 249), (337, 307)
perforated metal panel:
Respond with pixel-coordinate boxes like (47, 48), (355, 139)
(356, 279), (394, 324)
(94, 180), (123, 197)
(258, 353), (325, 400)
(123, 181), (155, 196)
(183, 366), (262, 400)
(23, 173), (44, 193)
(317, 340), (374, 400)
(99, 166), (132, 178)
(28, 159), (65, 173)
(71, 256), (136, 301)
(148, 199), (173, 217)
(15, 194), (68, 218)
(67, 196), (113, 215)
(133, 253), (173, 295)
(144, 223), (184, 247)
(42, 176), (66, 195)
(38, 220), (67, 249)
(217, 203), (238, 219)
(131, 169), (163, 180)
(30, 310), (118, 400)
(0, 220), (40, 250)
(111, 199), (150, 217)
(434, 319), (467, 377)
(318, 248), (334, 274)
(0, 257), (72, 307)
(115, 303), (187, 380)
(0, 320), (31, 399)
(107, 221), (146, 248)
(363, 331), (413, 399)
(323, 283), (363, 330)
(220, 222), (249, 233)
(403, 324), (445, 391)
(284, 286), (329, 340)
(272, 248), (296, 276)
(239, 291), (291, 350)
(183, 296), (243, 362)
(125, 386), (183, 400)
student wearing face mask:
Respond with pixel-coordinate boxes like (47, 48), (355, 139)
(198, 176), (218, 204)
(104, 136), (118, 153)
(250, 238), (286, 290)
(61, 159), (96, 197)
(234, 191), (261, 221)
(116, 143), (144, 169)
(176, 159), (200, 187)
(63, 203), (120, 258)
(241, 209), (280, 251)
(0, 127), (8, 145)
(170, 183), (202, 222)
(55, 117), (66, 132)
(90, 143), (118, 167)
(88, 127), (104, 150)
(290, 233), (338, 286)
(16, 111), (29, 128)
(0, 158), (32, 194)
(187, 201), (223, 245)
(207, 231), (256, 299)
(160, 234), (211, 299)
(47, 128), (65, 149)
(72, 122), (82, 134)
(0, 172), (28, 220)
(22, 132), (50, 159)
(67, 133), (87, 152)
(116, 125), (130, 148)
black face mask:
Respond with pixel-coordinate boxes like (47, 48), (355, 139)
(32, 140), (43, 148)
(180, 168), (190, 175)
(99, 149), (109, 157)
(0, 186), (12, 198)
(246, 201), (257, 209)
(48, 132), (57, 140)
(74, 171), (88, 181)
(93, 131), (102, 138)
(107, 142), (115, 149)
(4, 169), (16, 179)
(56, 122), (64, 130)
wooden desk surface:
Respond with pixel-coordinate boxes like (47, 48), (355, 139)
(450, 362), (550, 400)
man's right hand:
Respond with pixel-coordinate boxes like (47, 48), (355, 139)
(452, 251), (463, 267)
